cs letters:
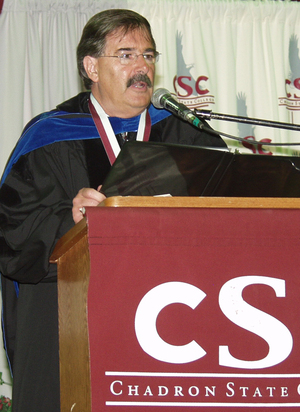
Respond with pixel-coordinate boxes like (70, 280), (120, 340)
(135, 277), (293, 369)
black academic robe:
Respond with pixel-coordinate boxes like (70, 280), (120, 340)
(0, 92), (226, 411)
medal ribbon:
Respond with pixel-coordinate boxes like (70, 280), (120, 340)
(88, 95), (151, 165)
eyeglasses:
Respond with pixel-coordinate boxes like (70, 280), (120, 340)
(98, 52), (160, 65)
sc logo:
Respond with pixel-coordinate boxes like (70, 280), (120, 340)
(173, 75), (209, 97)
(285, 78), (300, 98)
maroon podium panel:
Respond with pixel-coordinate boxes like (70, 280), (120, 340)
(86, 206), (300, 411)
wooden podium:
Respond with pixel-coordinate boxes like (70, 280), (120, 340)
(50, 197), (300, 412)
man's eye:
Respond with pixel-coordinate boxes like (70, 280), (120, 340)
(120, 53), (132, 60)
(143, 54), (154, 61)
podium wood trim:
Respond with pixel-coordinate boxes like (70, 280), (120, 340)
(50, 218), (91, 412)
(50, 197), (300, 412)
(100, 196), (300, 208)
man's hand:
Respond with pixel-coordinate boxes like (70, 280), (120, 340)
(72, 186), (106, 223)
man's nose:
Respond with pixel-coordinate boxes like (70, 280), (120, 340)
(135, 54), (150, 73)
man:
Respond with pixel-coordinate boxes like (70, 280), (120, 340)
(0, 9), (226, 411)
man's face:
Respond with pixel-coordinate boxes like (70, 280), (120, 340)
(85, 28), (156, 118)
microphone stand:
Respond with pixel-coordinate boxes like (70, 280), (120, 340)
(194, 109), (300, 132)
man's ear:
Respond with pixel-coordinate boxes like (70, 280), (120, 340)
(83, 56), (99, 82)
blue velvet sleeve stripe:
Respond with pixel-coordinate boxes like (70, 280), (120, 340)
(1, 104), (171, 184)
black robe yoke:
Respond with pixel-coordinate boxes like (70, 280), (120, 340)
(0, 92), (226, 411)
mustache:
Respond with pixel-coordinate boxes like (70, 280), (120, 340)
(127, 74), (153, 88)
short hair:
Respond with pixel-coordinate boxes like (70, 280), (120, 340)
(77, 9), (156, 89)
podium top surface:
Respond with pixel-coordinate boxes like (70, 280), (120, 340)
(100, 196), (300, 209)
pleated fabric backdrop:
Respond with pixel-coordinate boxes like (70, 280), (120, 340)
(1, 0), (300, 402)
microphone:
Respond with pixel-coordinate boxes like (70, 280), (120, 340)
(151, 88), (204, 129)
